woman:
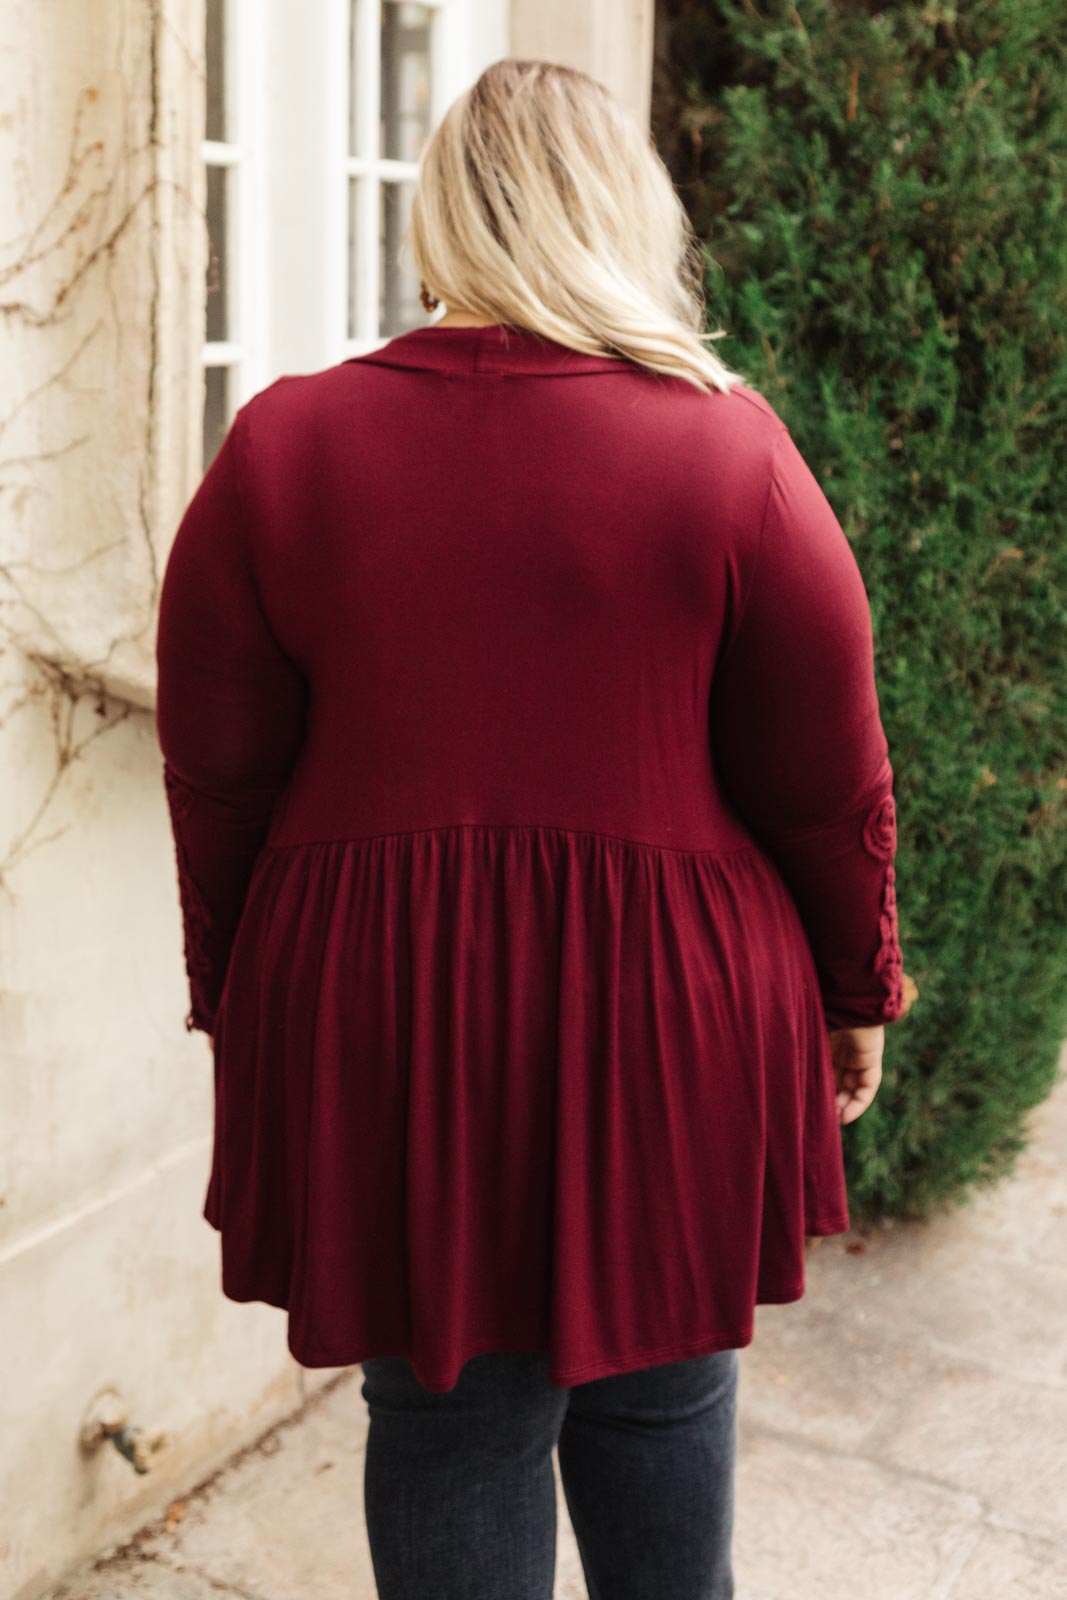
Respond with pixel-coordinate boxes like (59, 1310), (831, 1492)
(155, 57), (908, 1600)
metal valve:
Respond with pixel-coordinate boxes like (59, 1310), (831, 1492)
(80, 1388), (166, 1475)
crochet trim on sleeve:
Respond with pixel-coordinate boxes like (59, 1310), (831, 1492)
(163, 763), (216, 1032)
(862, 793), (906, 1022)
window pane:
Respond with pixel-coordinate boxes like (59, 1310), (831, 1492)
(205, 163), (229, 343)
(206, 0), (226, 143)
(203, 365), (230, 471)
(380, 179), (421, 336)
(348, 176), (362, 340)
(348, 1), (360, 157)
(381, 3), (433, 163)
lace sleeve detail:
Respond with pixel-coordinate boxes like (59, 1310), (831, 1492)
(163, 764), (219, 1034)
(862, 794), (906, 1023)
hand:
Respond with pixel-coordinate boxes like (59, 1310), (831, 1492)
(829, 1024), (884, 1125)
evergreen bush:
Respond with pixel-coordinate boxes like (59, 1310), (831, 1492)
(652, 0), (1067, 1221)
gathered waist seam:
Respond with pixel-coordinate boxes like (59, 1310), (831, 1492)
(262, 820), (763, 861)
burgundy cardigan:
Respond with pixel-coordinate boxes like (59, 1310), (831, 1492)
(155, 320), (906, 1392)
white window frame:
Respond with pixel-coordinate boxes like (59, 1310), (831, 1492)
(200, 0), (269, 451)
(343, 0), (447, 353)
(201, 0), (508, 425)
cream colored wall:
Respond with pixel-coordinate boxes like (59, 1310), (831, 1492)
(510, 0), (656, 127)
(0, 6), (342, 1598)
(0, 1), (655, 1595)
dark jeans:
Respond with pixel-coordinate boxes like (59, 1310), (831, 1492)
(360, 1345), (739, 1600)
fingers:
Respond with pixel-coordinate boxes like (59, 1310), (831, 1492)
(833, 1054), (882, 1125)
(836, 1084), (876, 1125)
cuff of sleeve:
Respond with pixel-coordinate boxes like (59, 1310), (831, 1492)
(184, 1002), (216, 1036)
(818, 795), (907, 1028)
(762, 785), (909, 1031)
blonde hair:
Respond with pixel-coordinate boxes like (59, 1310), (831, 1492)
(407, 58), (747, 395)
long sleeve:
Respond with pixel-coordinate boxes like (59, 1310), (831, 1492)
(708, 423), (906, 1031)
(154, 408), (308, 1035)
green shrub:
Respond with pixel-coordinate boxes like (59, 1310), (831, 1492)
(653, 0), (1067, 1221)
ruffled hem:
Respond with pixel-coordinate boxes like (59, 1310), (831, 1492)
(223, 1288), (811, 1392)
(203, 824), (850, 1391)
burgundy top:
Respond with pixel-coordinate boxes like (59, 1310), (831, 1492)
(155, 320), (906, 1392)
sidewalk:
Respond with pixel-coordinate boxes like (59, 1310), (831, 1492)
(46, 1051), (1067, 1600)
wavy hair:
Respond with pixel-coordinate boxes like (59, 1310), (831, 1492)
(407, 58), (747, 395)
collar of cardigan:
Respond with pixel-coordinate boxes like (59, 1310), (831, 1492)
(346, 321), (635, 378)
